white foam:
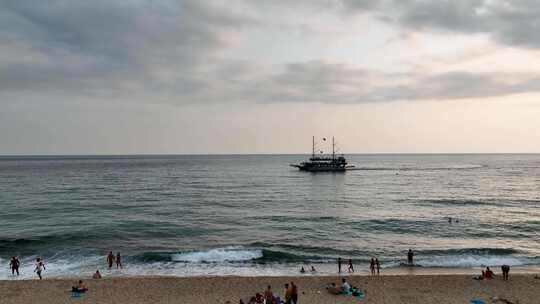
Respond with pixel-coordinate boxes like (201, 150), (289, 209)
(418, 255), (527, 268)
(171, 247), (263, 263)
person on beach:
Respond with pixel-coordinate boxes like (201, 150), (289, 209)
(284, 283), (292, 304)
(310, 265), (316, 272)
(34, 258), (45, 280)
(290, 281), (298, 304)
(484, 267), (494, 279)
(107, 251), (115, 269)
(264, 285), (275, 304)
(370, 258), (376, 276)
(299, 266), (305, 273)
(348, 259), (354, 273)
(326, 282), (341, 295)
(72, 280), (88, 293)
(375, 258), (380, 275)
(92, 270), (102, 279)
(10, 256), (20, 276)
(501, 265), (510, 280)
(407, 249), (414, 265)
(116, 252), (123, 269)
(341, 278), (351, 293)
(338, 257), (342, 273)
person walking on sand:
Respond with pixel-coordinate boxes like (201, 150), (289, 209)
(375, 258), (380, 275)
(10, 256), (20, 276)
(348, 259), (354, 273)
(116, 252), (123, 269)
(290, 281), (298, 304)
(407, 249), (414, 265)
(370, 258), (375, 276)
(107, 251), (115, 269)
(338, 257), (342, 273)
(34, 258), (45, 280)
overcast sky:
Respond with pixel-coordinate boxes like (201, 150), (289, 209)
(2, 0), (540, 154)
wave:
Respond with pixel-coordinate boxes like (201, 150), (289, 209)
(171, 247), (263, 263)
(350, 164), (485, 171)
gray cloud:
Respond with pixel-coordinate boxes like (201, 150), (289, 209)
(1, 0), (540, 106)
(0, 0), (256, 97)
(340, 0), (540, 49)
(252, 61), (540, 103)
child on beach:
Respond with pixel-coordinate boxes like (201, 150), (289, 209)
(348, 259), (354, 272)
(34, 258), (45, 280)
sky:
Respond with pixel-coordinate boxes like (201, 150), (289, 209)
(1, 0), (540, 154)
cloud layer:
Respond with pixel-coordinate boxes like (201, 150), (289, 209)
(1, 0), (540, 105)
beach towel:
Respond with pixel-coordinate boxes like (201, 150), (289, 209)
(470, 299), (486, 304)
(71, 291), (85, 299)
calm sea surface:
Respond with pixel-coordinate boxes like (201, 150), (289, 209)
(1, 154), (539, 279)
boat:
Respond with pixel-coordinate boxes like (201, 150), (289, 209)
(290, 136), (353, 172)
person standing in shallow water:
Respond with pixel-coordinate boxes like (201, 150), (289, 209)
(348, 259), (354, 273)
(34, 258), (45, 280)
(337, 257), (342, 273)
(370, 258), (375, 276)
(375, 258), (380, 275)
(107, 251), (115, 269)
(10, 256), (20, 276)
(407, 249), (414, 265)
(116, 252), (123, 269)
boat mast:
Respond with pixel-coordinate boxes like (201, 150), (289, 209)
(312, 136), (315, 158)
(332, 137), (335, 160)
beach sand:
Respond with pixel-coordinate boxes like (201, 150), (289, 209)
(1, 273), (539, 304)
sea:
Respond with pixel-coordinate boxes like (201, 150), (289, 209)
(0, 154), (539, 279)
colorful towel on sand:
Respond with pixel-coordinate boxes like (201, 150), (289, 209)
(470, 299), (486, 304)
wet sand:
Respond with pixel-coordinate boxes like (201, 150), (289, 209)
(1, 273), (539, 304)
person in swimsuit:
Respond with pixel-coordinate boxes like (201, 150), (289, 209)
(370, 258), (375, 276)
(501, 265), (510, 280)
(348, 259), (354, 273)
(92, 270), (102, 279)
(116, 252), (122, 269)
(10, 256), (20, 275)
(72, 280), (88, 293)
(34, 258), (45, 280)
(375, 258), (380, 275)
(290, 281), (298, 304)
(337, 257), (342, 273)
(264, 285), (274, 304)
(407, 249), (414, 265)
(107, 251), (115, 269)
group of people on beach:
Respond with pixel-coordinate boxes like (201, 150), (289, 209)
(337, 257), (355, 273)
(9, 256), (46, 279)
(107, 251), (123, 269)
(240, 282), (299, 304)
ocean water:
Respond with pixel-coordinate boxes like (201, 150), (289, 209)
(0, 154), (539, 279)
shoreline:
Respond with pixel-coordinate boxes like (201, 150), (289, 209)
(2, 265), (540, 281)
(1, 273), (539, 304)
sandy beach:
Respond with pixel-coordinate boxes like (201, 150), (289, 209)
(1, 273), (539, 304)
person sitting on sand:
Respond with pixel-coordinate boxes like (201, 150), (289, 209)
(326, 282), (341, 295)
(72, 280), (88, 293)
(484, 267), (494, 279)
(254, 293), (264, 304)
(92, 270), (102, 279)
(341, 278), (351, 293)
